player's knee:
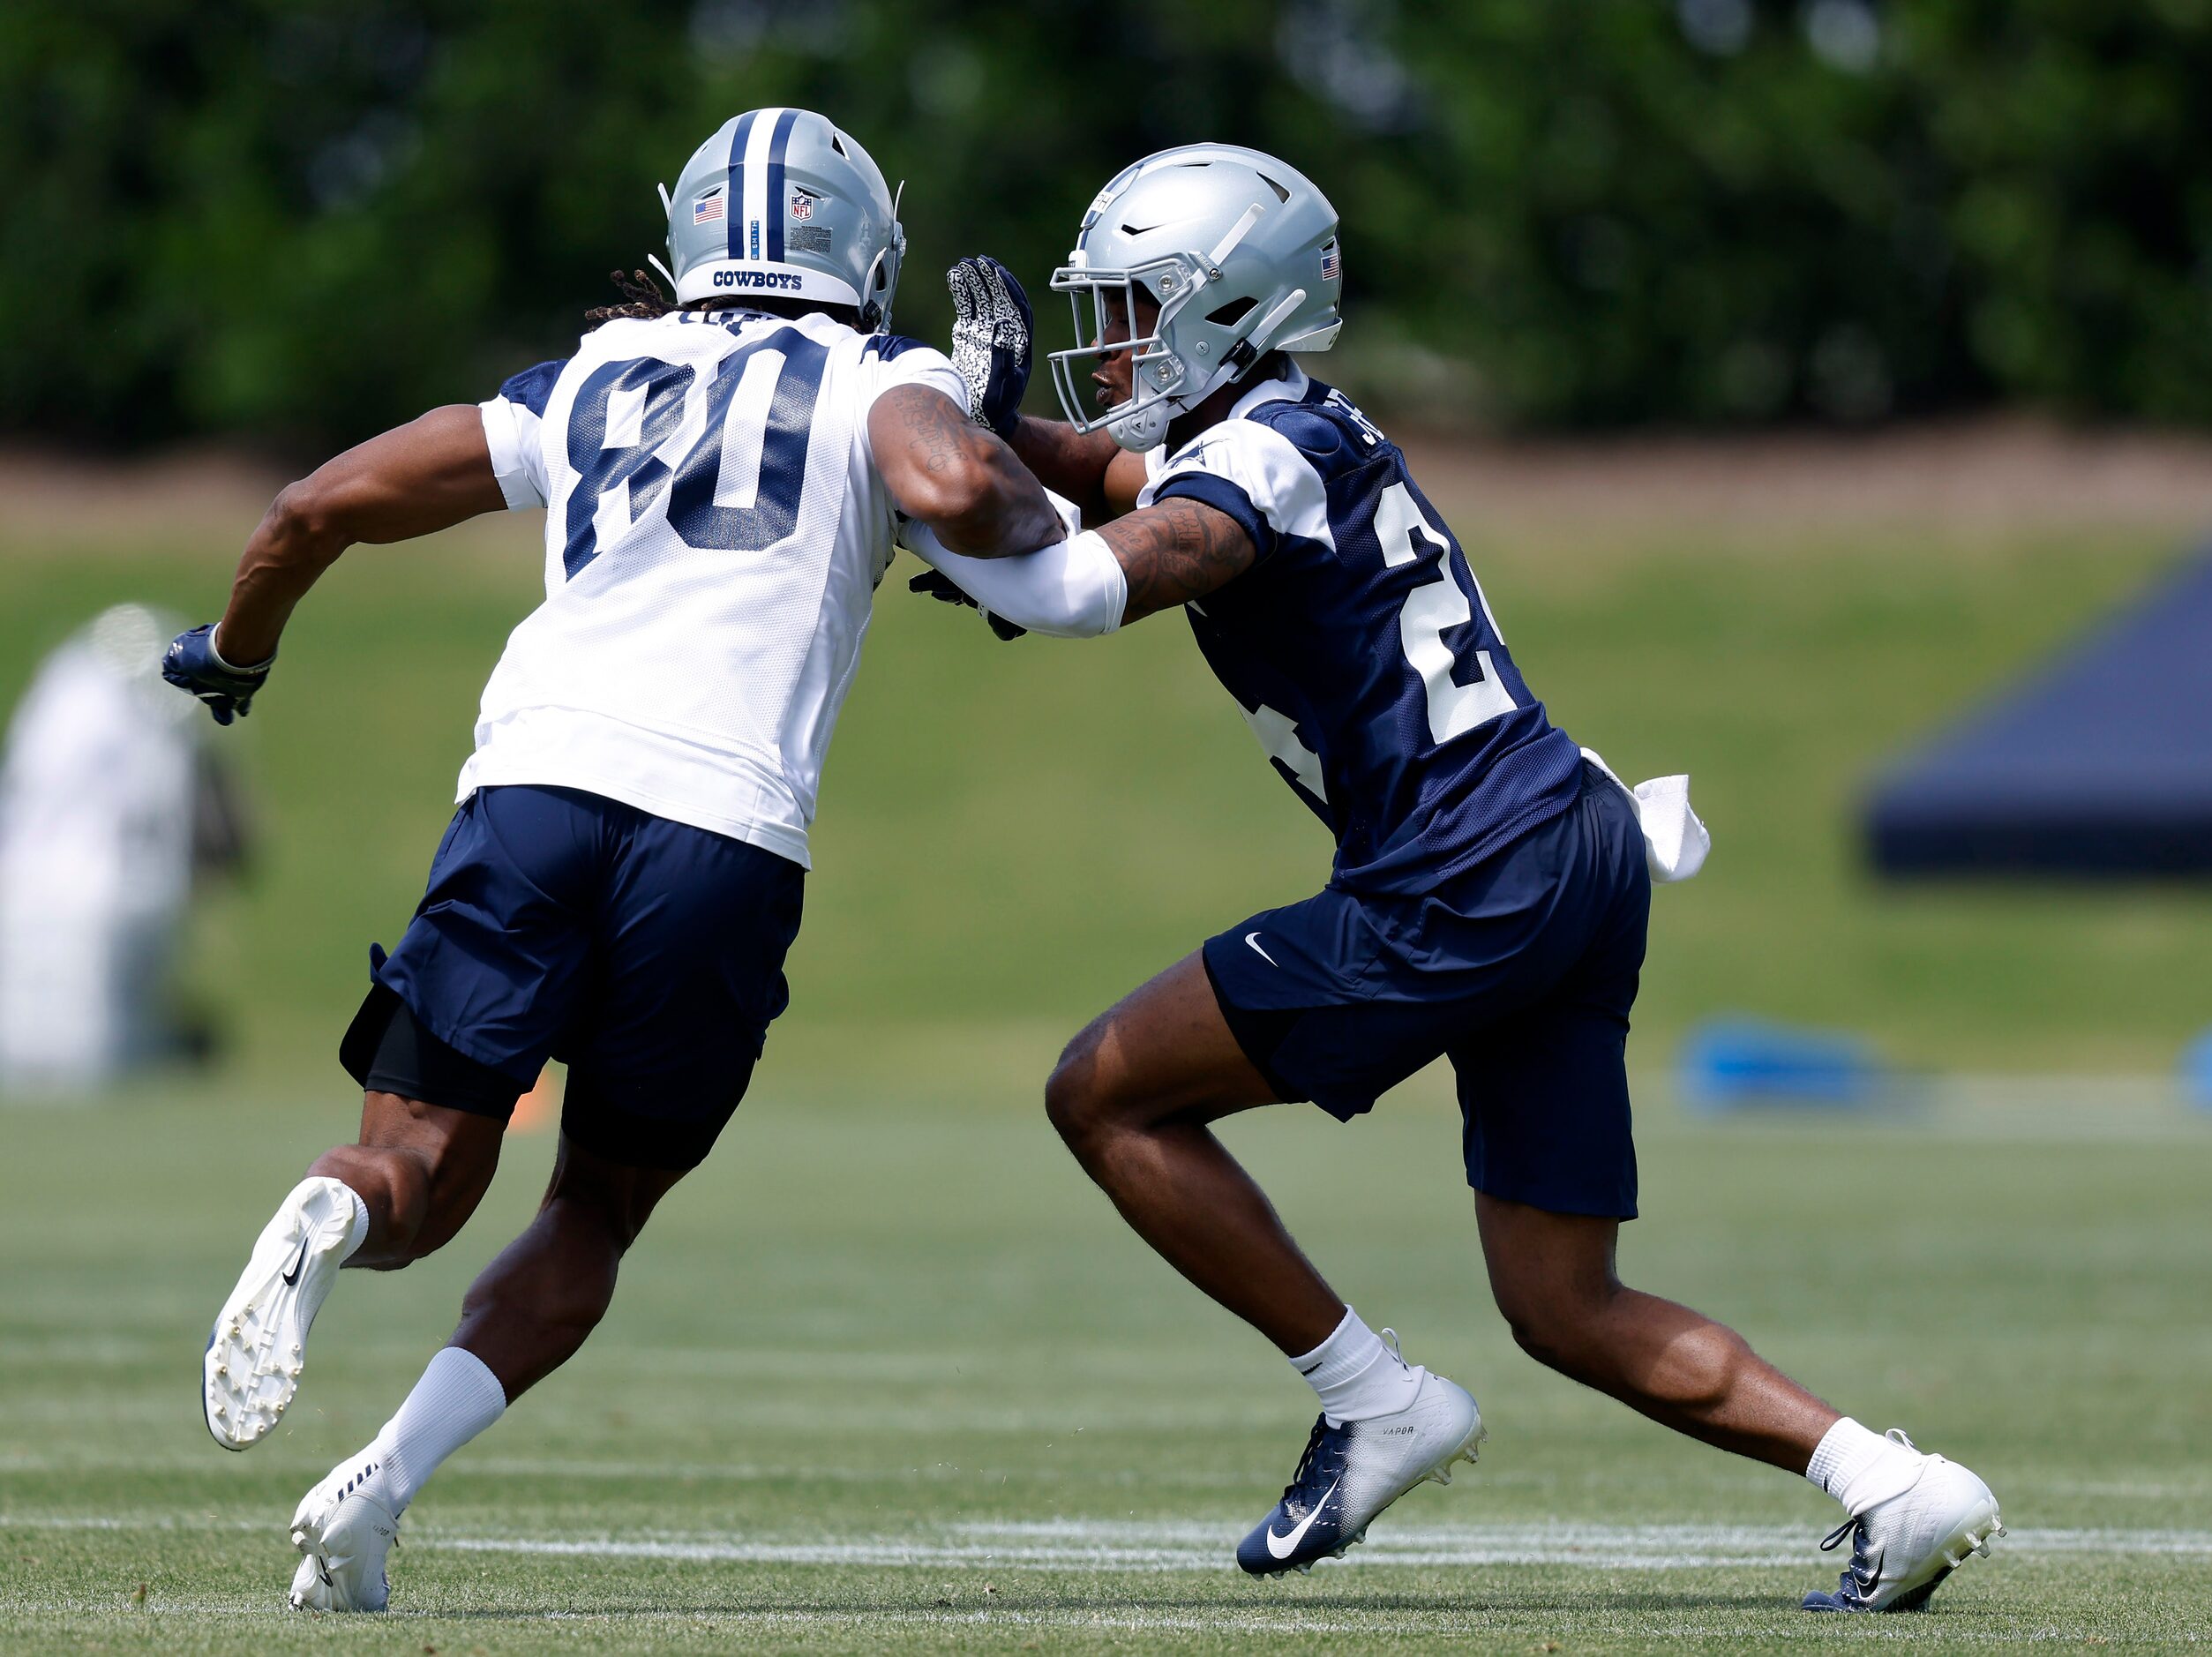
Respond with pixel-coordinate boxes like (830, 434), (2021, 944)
(310, 1143), (438, 1269)
(1495, 1286), (1609, 1379)
(1045, 1023), (1117, 1153)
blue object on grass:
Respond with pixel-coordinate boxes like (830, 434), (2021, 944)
(2184, 1031), (2212, 1111)
(1679, 1019), (1886, 1112)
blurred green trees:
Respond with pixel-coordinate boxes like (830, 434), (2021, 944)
(5, 0), (2209, 450)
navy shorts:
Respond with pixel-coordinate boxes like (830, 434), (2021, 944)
(344, 784), (804, 1171)
(1202, 762), (1650, 1218)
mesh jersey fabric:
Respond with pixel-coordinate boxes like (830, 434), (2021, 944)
(469, 309), (968, 867)
(1139, 366), (1584, 894)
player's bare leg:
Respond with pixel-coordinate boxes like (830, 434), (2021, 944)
(289, 1133), (687, 1611)
(314, 1091), (507, 1268)
(1048, 954), (1483, 1575)
(203, 1092), (506, 1450)
(1046, 951), (1340, 1353)
(1474, 1193), (1836, 1469)
(450, 1135), (686, 1396)
(1474, 1195), (2003, 1608)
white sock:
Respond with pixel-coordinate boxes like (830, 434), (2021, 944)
(1806, 1416), (1924, 1514)
(349, 1346), (507, 1517)
(1290, 1307), (1424, 1426)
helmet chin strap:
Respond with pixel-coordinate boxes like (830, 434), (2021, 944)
(1107, 401), (1171, 453)
(857, 183), (907, 332)
(655, 182), (679, 299)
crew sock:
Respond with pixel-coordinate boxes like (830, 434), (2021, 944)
(1805, 1416), (1925, 1515)
(345, 1346), (508, 1518)
(1290, 1307), (1424, 1426)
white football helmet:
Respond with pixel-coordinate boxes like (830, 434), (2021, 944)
(658, 108), (904, 329)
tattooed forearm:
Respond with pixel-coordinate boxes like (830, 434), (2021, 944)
(867, 386), (1067, 555)
(896, 383), (976, 476)
(1095, 498), (1257, 624)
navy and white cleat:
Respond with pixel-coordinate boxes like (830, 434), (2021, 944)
(1802, 1430), (2005, 1613)
(203, 1175), (366, 1450)
(1236, 1364), (1484, 1578)
(288, 1451), (400, 1612)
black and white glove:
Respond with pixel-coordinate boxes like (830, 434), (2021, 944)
(907, 567), (1027, 641)
(947, 255), (1032, 439)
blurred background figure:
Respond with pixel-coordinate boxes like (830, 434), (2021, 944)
(0, 604), (250, 1094)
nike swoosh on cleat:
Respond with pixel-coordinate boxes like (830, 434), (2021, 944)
(1245, 932), (1278, 966)
(1266, 1479), (1338, 1559)
(281, 1233), (312, 1287)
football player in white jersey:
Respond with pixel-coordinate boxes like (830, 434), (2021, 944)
(163, 109), (1062, 1612)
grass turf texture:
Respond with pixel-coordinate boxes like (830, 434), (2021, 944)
(4, 501), (2212, 1647)
(2, 512), (2211, 1077)
(4, 1083), (2211, 1651)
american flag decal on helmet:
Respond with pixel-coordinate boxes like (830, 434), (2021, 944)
(1320, 239), (1339, 281)
(693, 186), (725, 225)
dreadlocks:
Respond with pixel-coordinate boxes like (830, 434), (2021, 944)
(584, 268), (677, 327)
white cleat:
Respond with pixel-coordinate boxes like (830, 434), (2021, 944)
(203, 1175), (365, 1450)
(288, 1453), (399, 1612)
(1237, 1354), (1484, 1577)
(1802, 1429), (2005, 1613)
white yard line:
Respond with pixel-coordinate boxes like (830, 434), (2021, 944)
(7, 1512), (2208, 1569)
(2, 1596), (2202, 1645)
(431, 1521), (2212, 1571)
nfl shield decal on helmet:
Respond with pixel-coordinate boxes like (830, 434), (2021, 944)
(694, 186), (725, 225)
(791, 188), (819, 221)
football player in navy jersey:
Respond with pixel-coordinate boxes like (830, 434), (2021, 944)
(904, 146), (2000, 1613)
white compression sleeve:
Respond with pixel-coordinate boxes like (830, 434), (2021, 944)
(902, 523), (1128, 639)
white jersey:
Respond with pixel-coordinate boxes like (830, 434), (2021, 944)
(469, 308), (968, 867)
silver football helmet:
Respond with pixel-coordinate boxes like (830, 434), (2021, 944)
(658, 108), (905, 328)
(1049, 144), (1342, 452)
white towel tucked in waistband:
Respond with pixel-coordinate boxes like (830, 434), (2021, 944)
(1579, 748), (1712, 884)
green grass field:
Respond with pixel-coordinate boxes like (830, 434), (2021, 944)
(4, 499), (2212, 1648)
(4, 1080), (2210, 1652)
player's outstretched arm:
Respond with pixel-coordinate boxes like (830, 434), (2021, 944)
(902, 494), (1253, 640)
(1001, 416), (1149, 526)
(869, 385), (1066, 558)
(225, 406), (507, 663)
(1091, 497), (1256, 624)
(164, 406), (508, 724)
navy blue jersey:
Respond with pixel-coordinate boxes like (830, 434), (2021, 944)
(1141, 366), (1584, 895)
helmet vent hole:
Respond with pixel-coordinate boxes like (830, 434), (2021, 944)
(1206, 296), (1257, 327)
(830, 132), (849, 157)
(1256, 172), (1291, 203)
